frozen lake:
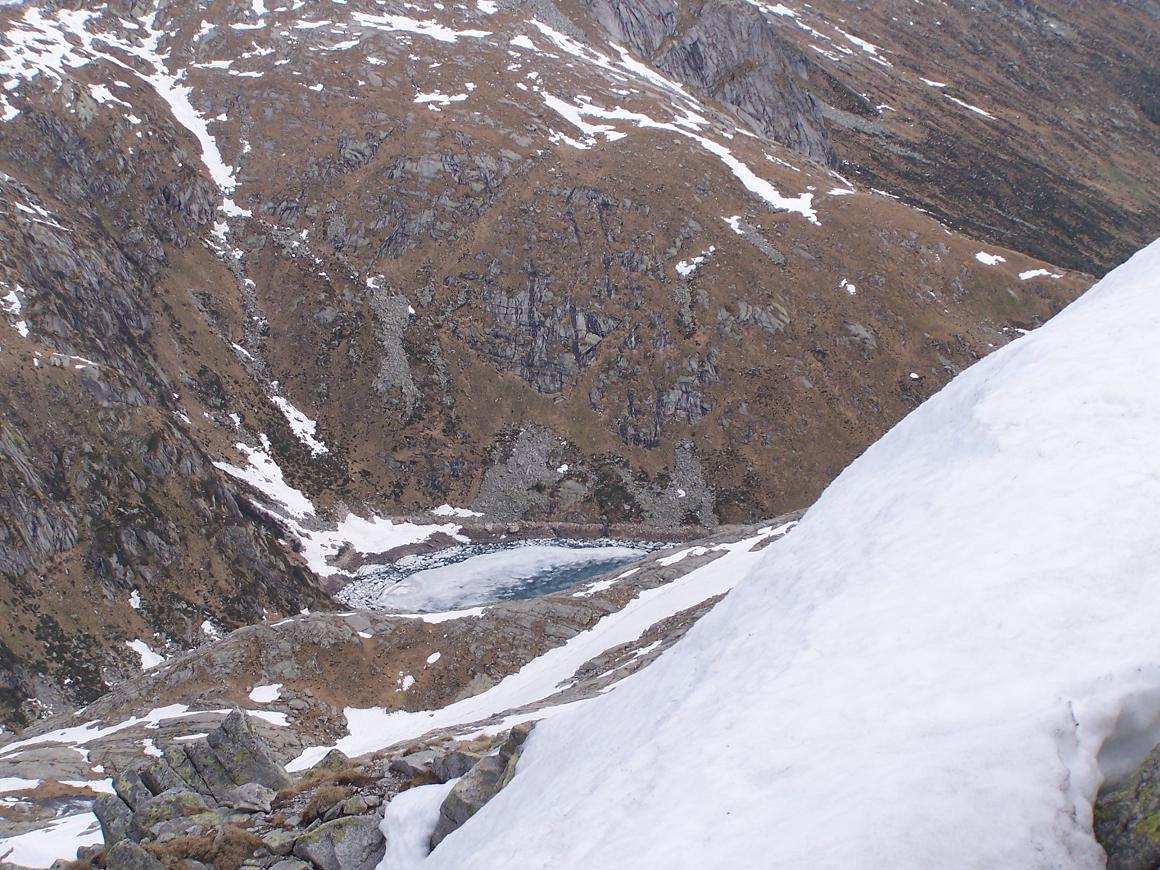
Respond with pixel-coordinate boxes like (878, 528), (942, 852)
(337, 539), (657, 613)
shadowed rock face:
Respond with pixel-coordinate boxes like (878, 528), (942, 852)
(586, 0), (834, 165)
(0, 0), (1143, 727)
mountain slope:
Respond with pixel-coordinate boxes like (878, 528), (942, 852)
(425, 239), (1160, 868)
(0, 0), (1139, 726)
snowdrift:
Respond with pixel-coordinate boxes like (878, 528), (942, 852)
(426, 238), (1160, 869)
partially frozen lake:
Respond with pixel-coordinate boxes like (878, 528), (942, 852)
(337, 539), (657, 613)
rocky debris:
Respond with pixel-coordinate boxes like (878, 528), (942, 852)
(1095, 742), (1160, 870)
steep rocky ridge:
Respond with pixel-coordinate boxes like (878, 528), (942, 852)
(0, 0), (1139, 726)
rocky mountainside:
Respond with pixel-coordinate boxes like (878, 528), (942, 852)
(0, 0), (1152, 726)
(0, 520), (796, 866)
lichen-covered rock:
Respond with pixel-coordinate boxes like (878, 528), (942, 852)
(292, 815), (386, 870)
(182, 739), (240, 801)
(137, 759), (184, 796)
(113, 769), (153, 810)
(207, 710), (293, 791)
(225, 782), (276, 813)
(1095, 743), (1160, 870)
(104, 839), (165, 870)
(262, 829), (300, 857)
(127, 787), (213, 842)
(312, 749), (351, 771)
(161, 744), (211, 795)
(93, 793), (133, 846)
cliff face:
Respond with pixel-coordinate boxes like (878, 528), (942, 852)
(0, 0), (1151, 725)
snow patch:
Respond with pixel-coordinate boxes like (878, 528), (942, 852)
(248, 684), (282, 704)
(125, 640), (164, 670)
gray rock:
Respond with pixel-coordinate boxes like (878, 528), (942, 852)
(206, 710), (293, 791)
(262, 829), (299, 856)
(292, 815), (386, 870)
(269, 860), (311, 870)
(162, 744), (211, 795)
(430, 723), (537, 848)
(389, 749), (437, 779)
(128, 787), (213, 841)
(312, 748), (351, 771)
(183, 739), (240, 801)
(226, 782), (276, 813)
(1095, 742), (1160, 870)
(588, 0), (832, 164)
(433, 750), (481, 782)
(138, 759), (184, 796)
(94, 793), (133, 846)
(429, 754), (508, 849)
(113, 769), (153, 810)
(104, 839), (165, 870)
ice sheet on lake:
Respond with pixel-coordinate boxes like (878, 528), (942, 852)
(364, 545), (648, 612)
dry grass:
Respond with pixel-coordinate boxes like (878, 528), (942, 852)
(401, 768), (442, 791)
(141, 825), (261, 870)
(273, 761), (376, 807)
(213, 825), (264, 870)
(301, 785), (350, 825)
(144, 833), (215, 868)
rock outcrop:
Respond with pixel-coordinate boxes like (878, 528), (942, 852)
(66, 710), (534, 869)
(1095, 742), (1160, 870)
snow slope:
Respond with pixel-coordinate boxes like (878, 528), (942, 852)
(426, 238), (1160, 869)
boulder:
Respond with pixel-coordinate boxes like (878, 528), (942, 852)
(269, 860), (312, 870)
(183, 739), (241, 801)
(389, 749), (437, 779)
(262, 829), (299, 856)
(433, 749), (481, 782)
(128, 787), (213, 841)
(162, 744), (211, 795)
(225, 782), (276, 813)
(1095, 742), (1160, 870)
(292, 815), (386, 870)
(430, 723), (537, 849)
(207, 710), (293, 790)
(104, 839), (165, 870)
(113, 770), (153, 810)
(93, 793), (133, 846)
(138, 759), (184, 796)
(429, 754), (507, 849)
(312, 748), (351, 771)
